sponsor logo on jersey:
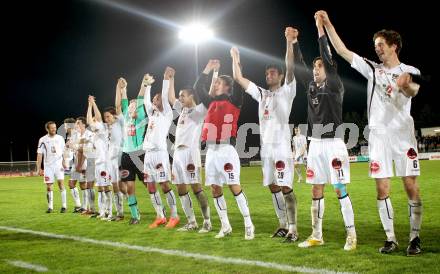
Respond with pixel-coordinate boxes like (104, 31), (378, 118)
(120, 169), (129, 179)
(100, 171), (107, 177)
(155, 163), (163, 171)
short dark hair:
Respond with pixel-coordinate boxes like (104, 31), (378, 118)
(373, 29), (402, 55)
(45, 121), (56, 130)
(103, 107), (116, 116)
(312, 57), (322, 66)
(76, 116), (87, 126)
(265, 64), (284, 75)
(63, 117), (75, 124)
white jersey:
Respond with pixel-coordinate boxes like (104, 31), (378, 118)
(91, 122), (109, 164)
(245, 80), (296, 145)
(351, 53), (420, 131)
(71, 129), (95, 161)
(108, 114), (124, 159)
(292, 134), (307, 156)
(37, 134), (65, 167)
(143, 80), (173, 151)
(173, 100), (206, 149)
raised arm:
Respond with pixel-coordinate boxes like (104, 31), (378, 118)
(194, 60), (216, 108)
(208, 60), (220, 97)
(284, 27), (297, 84)
(162, 67), (173, 114)
(90, 96), (102, 122)
(141, 74), (155, 116)
(86, 96), (94, 125)
(167, 69), (177, 106)
(115, 78), (126, 115)
(230, 47), (250, 90)
(317, 10), (354, 64)
(292, 30), (313, 89)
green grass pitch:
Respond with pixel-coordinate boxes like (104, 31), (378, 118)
(0, 161), (439, 273)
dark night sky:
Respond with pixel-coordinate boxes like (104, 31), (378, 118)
(2, 0), (435, 161)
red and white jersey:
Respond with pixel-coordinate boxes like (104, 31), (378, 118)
(292, 134), (307, 156)
(173, 100), (206, 149)
(246, 80), (296, 146)
(37, 134), (65, 167)
(143, 80), (173, 151)
(351, 53), (420, 131)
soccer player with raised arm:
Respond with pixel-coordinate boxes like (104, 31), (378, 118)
(36, 121), (67, 213)
(87, 96), (114, 220)
(119, 75), (152, 225)
(143, 67), (180, 229)
(320, 10), (423, 255)
(230, 27), (297, 242)
(291, 16), (356, 251)
(194, 59), (254, 240)
(167, 67), (212, 233)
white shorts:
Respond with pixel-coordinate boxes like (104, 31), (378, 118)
(143, 150), (171, 183)
(44, 164), (64, 184)
(306, 138), (350, 185)
(107, 158), (120, 183)
(172, 146), (201, 185)
(95, 162), (112, 187)
(369, 129), (420, 178)
(205, 144), (240, 186)
(261, 144), (293, 187)
(70, 159), (95, 183)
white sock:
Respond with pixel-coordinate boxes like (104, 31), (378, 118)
(70, 187), (81, 207)
(60, 189), (67, 208)
(409, 199), (422, 241)
(150, 191), (165, 218)
(88, 189), (96, 212)
(311, 197), (324, 239)
(339, 195), (356, 236)
(377, 197), (396, 242)
(179, 192), (196, 223)
(214, 195), (230, 228)
(117, 192), (124, 216)
(105, 191), (113, 217)
(98, 191), (104, 215)
(81, 189), (88, 209)
(47, 191), (53, 209)
(165, 190), (178, 218)
(271, 190), (287, 228)
(235, 192), (253, 227)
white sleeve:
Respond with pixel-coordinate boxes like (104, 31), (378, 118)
(144, 86), (154, 116)
(37, 137), (44, 154)
(59, 136), (65, 152)
(283, 77), (297, 100)
(162, 80), (172, 114)
(245, 81), (262, 102)
(172, 99), (183, 114)
(351, 53), (374, 79)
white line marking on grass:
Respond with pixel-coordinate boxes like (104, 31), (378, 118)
(5, 260), (48, 272)
(0, 225), (355, 274)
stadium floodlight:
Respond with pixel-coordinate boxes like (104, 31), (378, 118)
(178, 23), (213, 44)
